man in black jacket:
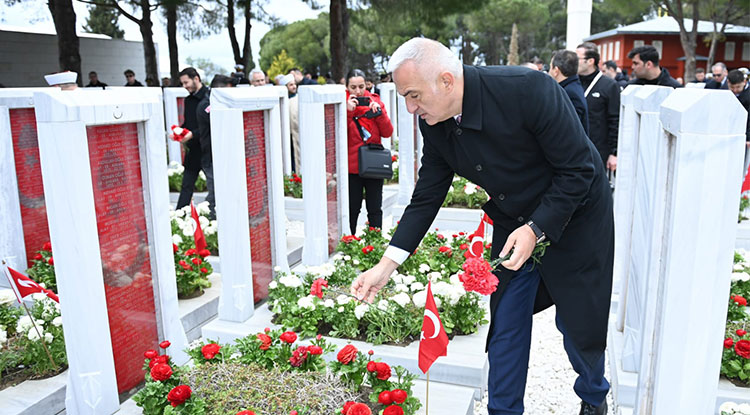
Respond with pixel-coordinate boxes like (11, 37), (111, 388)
(627, 45), (681, 88)
(549, 49), (589, 135)
(577, 42), (621, 172)
(706, 62), (729, 90)
(352, 38), (612, 415)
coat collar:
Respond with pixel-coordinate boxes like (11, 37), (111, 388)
(559, 74), (581, 89)
(458, 65), (482, 130)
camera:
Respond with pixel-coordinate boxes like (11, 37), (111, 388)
(355, 96), (371, 106)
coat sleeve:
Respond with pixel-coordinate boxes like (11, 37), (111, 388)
(606, 81), (620, 156)
(522, 71), (597, 243)
(389, 127), (454, 253)
(197, 99), (211, 154)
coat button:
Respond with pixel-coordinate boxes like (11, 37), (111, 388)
(498, 193), (505, 200)
(456, 128), (463, 136)
(517, 216), (524, 222)
(475, 164), (482, 171)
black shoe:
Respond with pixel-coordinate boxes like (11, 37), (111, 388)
(580, 400), (607, 415)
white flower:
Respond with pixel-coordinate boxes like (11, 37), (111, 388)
(274, 266), (282, 272)
(440, 264), (446, 269)
(337, 306), (345, 312)
(395, 284), (409, 292)
(410, 282), (425, 292)
(391, 292), (411, 307)
(44, 332), (54, 343)
(391, 274), (403, 284)
(199, 171), (207, 181)
(412, 290), (427, 308)
(324, 299), (334, 308)
(172, 234), (183, 246)
(464, 182), (477, 195)
(452, 175), (461, 182)
(428, 272), (442, 282)
(17, 316), (31, 333)
(197, 201), (211, 215)
(52, 316), (63, 327)
(0, 330), (6, 344)
(720, 402), (739, 414)
(738, 403), (750, 415)
(27, 329), (40, 341)
(343, 255), (351, 261)
(174, 208), (185, 218)
(337, 295), (352, 305)
(31, 292), (46, 302)
(733, 263), (746, 271)
(297, 296), (316, 310)
(731, 272), (750, 283)
(402, 275), (416, 285)
(199, 216), (209, 228)
(0, 289), (15, 305)
(450, 273), (461, 285)
(279, 275), (302, 288)
(269, 281), (278, 290)
(353, 259), (360, 265)
(182, 225), (195, 237)
(332, 253), (343, 262)
(377, 299), (390, 311)
(418, 264), (431, 274)
(354, 303), (370, 319)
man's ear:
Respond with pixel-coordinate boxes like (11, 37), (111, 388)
(439, 71), (455, 92)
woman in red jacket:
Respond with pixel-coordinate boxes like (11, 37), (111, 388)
(346, 69), (394, 234)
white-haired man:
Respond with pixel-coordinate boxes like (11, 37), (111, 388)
(352, 38), (613, 415)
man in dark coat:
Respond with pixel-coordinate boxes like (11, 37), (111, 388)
(549, 49), (590, 136)
(577, 43), (621, 172)
(352, 38), (613, 415)
(706, 62), (729, 90)
(627, 45), (681, 88)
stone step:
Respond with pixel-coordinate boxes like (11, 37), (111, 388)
(0, 369), (67, 415)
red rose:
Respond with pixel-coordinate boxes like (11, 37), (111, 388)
(736, 339), (750, 359)
(280, 331), (297, 344)
(200, 267), (208, 273)
(390, 389), (407, 404)
(257, 333), (272, 350)
(459, 243), (468, 251)
(725, 338), (735, 349)
(173, 244), (179, 253)
(144, 349), (158, 359)
(150, 363), (173, 381)
(308, 345), (323, 355)
(201, 343), (221, 359)
(149, 354), (169, 368)
(337, 344), (358, 364)
(185, 249), (197, 256)
(341, 401), (356, 414)
(383, 405), (404, 415)
(167, 385), (191, 407)
(191, 257), (203, 265)
(737, 329), (748, 337)
(33, 253), (43, 261)
(42, 242), (52, 251)
(375, 362), (391, 380)
(366, 361), (377, 372)
(310, 278), (328, 299)
(236, 411), (256, 415)
(346, 403), (371, 415)
(378, 390), (392, 405)
(48, 257), (54, 265)
(159, 340), (171, 349)
(733, 295), (748, 306)
(198, 249), (211, 257)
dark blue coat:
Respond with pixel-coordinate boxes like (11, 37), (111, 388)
(558, 75), (590, 136)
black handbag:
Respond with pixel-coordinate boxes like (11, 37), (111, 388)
(353, 115), (393, 179)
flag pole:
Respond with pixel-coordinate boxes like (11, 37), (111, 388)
(2, 260), (58, 369)
(426, 370), (430, 415)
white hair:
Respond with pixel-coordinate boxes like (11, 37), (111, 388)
(386, 38), (462, 80)
(250, 68), (264, 76)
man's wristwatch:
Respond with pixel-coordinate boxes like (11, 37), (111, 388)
(526, 220), (546, 244)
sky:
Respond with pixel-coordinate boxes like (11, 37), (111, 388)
(0, 0), (328, 77)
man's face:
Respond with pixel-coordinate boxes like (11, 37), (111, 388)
(713, 67), (727, 82)
(125, 73), (136, 84)
(292, 70), (303, 84)
(730, 80), (747, 95)
(89, 73), (98, 83)
(180, 75), (200, 94)
(394, 61), (451, 126)
(575, 48), (593, 74)
(603, 67), (617, 79)
(251, 72), (265, 86)
(286, 81), (297, 94)
(695, 72), (705, 82)
(630, 54), (649, 79)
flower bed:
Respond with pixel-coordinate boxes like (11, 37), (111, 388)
(268, 227), (489, 345)
(441, 176), (488, 209)
(168, 161), (207, 193)
(172, 245), (213, 299)
(133, 329), (421, 415)
(721, 251), (750, 387)
(284, 173), (303, 198)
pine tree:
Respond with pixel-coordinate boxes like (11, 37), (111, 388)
(83, 4), (124, 39)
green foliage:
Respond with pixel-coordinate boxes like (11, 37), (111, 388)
(441, 176), (489, 209)
(26, 247), (56, 293)
(260, 16), (328, 75)
(83, 3), (124, 38)
(184, 57), (228, 83)
(167, 161), (207, 193)
(284, 173), (303, 198)
(740, 194), (749, 222)
(172, 247), (212, 298)
(267, 50), (300, 81)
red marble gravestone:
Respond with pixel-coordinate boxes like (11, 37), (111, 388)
(242, 111), (273, 302)
(10, 108), (51, 267)
(324, 105), (339, 254)
(86, 123), (159, 393)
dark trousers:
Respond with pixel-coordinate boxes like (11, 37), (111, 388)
(176, 148), (215, 217)
(347, 173), (383, 234)
(487, 264), (609, 414)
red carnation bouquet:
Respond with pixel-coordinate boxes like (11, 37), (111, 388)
(170, 124), (191, 142)
(458, 243), (549, 296)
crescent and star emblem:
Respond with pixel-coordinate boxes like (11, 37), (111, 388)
(420, 309), (441, 340)
(469, 235), (484, 257)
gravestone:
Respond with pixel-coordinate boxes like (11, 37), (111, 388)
(267, 85), (292, 176)
(298, 85), (349, 265)
(0, 88), (52, 288)
(162, 87), (189, 165)
(34, 88), (188, 414)
(392, 93), (424, 225)
(377, 82), (398, 150)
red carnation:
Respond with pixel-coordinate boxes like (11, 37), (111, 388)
(378, 390), (392, 405)
(390, 389), (407, 404)
(173, 244), (179, 253)
(280, 331), (298, 344)
(308, 345), (323, 355)
(375, 362), (391, 380)
(737, 329), (748, 337)
(725, 338), (735, 348)
(337, 344), (358, 364)
(201, 343), (221, 360)
(290, 411), (298, 415)
(150, 363), (173, 381)
(310, 278), (328, 299)
(33, 253), (43, 261)
(42, 242), (52, 251)
(257, 333), (272, 350)
(159, 340), (171, 349)
(191, 257), (203, 265)
(458, 257), (499, 295)
(736, 339), (750, 359)
(346, 403), (372, 415)
(144, 349), (158, 359)
(185, 249), (197, 256)
(167, 385), (191, 407)
(236, 411), (256, 415)
(198, 249), (211, 257)
(733, 295), (748, 306)
(366, 361), (377, 372)
(48, 257), (54, 265)
(383, 405), (404, 415)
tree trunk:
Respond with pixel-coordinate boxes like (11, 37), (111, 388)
(663, 0), (698, 82)
(507, 22), (519, 66)
(330, 0), (348, 82)
(166, 2), (179, 85)
(139, 0), (159, 85)
(48, 0), (82, 86)
(241, 0), (253, 73)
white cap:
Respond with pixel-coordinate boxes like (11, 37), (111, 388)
(279, 74), (294, 86)
(44, 71), (78, 86)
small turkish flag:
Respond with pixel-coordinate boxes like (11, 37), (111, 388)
(191, 202), (208, 251)
(468, 219), (486, 258)
(418, 281), (449, 374)
(5, 266), (59, 303)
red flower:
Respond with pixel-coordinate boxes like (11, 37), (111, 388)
(337, 344), (358, 364)
(346, 403), (372, 415)
(167, 385), (191, 407)
(458, 257), (499, 295)
(33, 253), (43, 261)
(459, 243), (468, 251)
(48, 257), (54, 265)
(725, 338), (735, 349)
(236, 411), (256, 415)
(341, 401), (355, 414)
(200, 267), (208, 273)
(150, 363), (173, 381)
(733, 295), (748, 306)
(257, 333), (272, 350)
(366, 361), (377, 372)
(178, 260), (191, 270)
(290, 412), (298, 415)
(198, 249), (211, 257)
(736, 339), (750, 359)
(149, 354), (168, 368)
(362, 245), (374, 254)
(341, 235), (361, 244)
(310, 278), (328, 299)
(737, 329), (748, 337)
(375, 362), (391, 380)
(42, 242), (52, 251)
(368, 350), (374, 355)
(436, 234), (445, 240)
(308, 345), (323, 355)
(289, 346), (309, 367)
(173, 244), (179, 253)
(201, 343), (221, 360)
(452, 234), (458, 238)
(391, 154), (398, 162)
(280, 331), (297, 344)
(383, 405), (404, 415)
(144, 349), (158, 359)
(438, 246), (452, 256)
(459, 232), (465, 236)
(159, 340), (171, 349)
(191, 257), (203, 265)
(185, 249), (197, 256)
(391, 389), (407, 404)
(378, 390), (392, 405)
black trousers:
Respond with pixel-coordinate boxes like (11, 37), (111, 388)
(176, 147), (215, 217)
(348, 173), (383, 234)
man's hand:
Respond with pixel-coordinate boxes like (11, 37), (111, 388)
(351, 256), (399, 303)
(499, 224), (537, 271)
(347, 96), (358, 112)
(606, 154), (617, 171)
(182, 131), (194, 143)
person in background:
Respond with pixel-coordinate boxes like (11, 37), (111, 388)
(210, 75), (234, 88)
(626, 45), (681, 88)
(691, 67), (706, 83)
(290, 68), (317, 86)
(85, 71), (107, 88)
(549, 49), (589, 135)
(345, 68), (394, 235)
(707, 62), (729, 89)
(250, 69), (266, 86)
(45, 71), (78, 90)
(602, 61), (628, 90)
(281, 74), (297, 98)
(124, 69), (143, 86)
(161, 77), (171, 87)
(728, 69), (750, 148)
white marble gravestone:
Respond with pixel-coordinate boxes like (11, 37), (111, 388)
(207, 87), (289, 322)
(267, 85), (292, 176)
(162, 87), (188, 165)
(298, 85), (349, 265)
(0, 88), (49, 288)
(33, 88), (188, 415)
(377, 82), (398, 150)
